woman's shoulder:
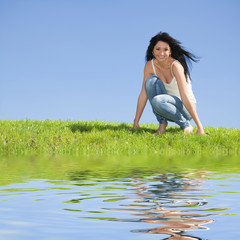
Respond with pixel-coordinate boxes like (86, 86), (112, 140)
(144, 60), (155, 79)
(170, 58), (180, 66)
(145, 60), (153, 67)
(144, 60), (154, 71)
(171, 59), (184, 72)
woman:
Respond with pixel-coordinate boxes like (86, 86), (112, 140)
(133, 32), (205, 135)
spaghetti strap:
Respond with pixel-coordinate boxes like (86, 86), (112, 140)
(170, 60), (178, 78)
(151, 59), (157, 76)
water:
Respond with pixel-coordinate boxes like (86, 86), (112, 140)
(0, 157), (240, 239)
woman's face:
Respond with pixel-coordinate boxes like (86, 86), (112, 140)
(153, 41), (171, 62)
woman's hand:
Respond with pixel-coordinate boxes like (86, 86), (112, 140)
(196, 127), (205, 135)
(133, 121), (140, 129)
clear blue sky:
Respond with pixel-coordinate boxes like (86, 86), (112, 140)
(1, 0), (239, 128)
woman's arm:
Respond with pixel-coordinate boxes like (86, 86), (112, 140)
(173, 62), (205, 135)
(133, 90), (148, 128)
(133, 62), (152, 128)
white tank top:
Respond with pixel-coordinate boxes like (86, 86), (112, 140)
(151, 59), (197, 105)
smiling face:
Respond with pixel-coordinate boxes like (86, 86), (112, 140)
(153, 41), (171, 62)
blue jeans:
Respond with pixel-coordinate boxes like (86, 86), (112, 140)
(145, 75), (193, 129)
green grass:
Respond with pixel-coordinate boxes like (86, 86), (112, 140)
(0, 120), (239, 158)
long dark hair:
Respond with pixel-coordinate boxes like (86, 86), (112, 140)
(146, 32), (199, 80)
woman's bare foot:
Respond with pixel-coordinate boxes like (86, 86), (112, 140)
(155, 122), (168, 135)
(184, 125), (193, 134)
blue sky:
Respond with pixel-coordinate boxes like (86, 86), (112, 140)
(1, 0), (239, 128)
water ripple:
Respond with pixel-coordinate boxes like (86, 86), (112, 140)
(98, 173), (230, 239)
(1, 170), (239, 240)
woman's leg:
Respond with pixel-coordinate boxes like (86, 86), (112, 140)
(151, 94), (192, 130)
(145, 75), (192, 131)
(145, 75), (168, 125)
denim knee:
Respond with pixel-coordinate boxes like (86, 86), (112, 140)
(151, 95), (190, 129)
(152, 95), (168, 108)
(151, 95), (168, 117)
(145, 75), (158, 100)
(145, 75), (167, 101)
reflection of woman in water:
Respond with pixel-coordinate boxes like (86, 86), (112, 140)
(130, 174), (212, 240)
(105, 173), (212, 240)
(162, 234), (203, 240)
(133, 205), (212, 239)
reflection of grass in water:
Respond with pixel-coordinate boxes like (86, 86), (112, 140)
(0, 155), (239, 187)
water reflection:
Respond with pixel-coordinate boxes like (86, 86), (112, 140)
(101, 172), (225, 239)
(0, 164), (239, 240)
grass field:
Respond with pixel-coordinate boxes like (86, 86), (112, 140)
(0, 120), (239, 157)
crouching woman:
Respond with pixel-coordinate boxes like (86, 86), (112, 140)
(133, 32), (205, 135)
